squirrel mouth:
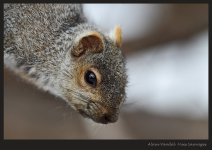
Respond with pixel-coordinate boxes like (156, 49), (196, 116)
(74, 101), (119, 124)
(77, 108), (118, 124)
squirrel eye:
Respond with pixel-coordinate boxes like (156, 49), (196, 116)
(84, 70), (97, 87)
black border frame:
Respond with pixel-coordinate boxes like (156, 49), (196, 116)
(1, 1), (210, 149)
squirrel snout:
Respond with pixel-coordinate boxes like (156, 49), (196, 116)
(97, 113), (118, 124)
(77, 105), (118, 124)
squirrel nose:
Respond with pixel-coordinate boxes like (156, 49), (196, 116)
(98, 113), (118, 124)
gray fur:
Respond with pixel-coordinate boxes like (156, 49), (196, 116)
(4, 4), (127, 124)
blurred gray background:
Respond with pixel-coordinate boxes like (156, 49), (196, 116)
(4, 4), (208, 139)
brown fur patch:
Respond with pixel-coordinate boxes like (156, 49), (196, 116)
(76, 64), (101, 91)
(74, 64), (103, 105)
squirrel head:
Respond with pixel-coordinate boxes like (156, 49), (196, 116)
(58, 25), (127, 124)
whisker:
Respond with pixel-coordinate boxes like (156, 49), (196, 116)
(72, 95), (88, 104)
(52, 86), (105, 116)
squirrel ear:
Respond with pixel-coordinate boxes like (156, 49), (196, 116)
(109, 25), (122, 48)
(71, 31), (104, 57)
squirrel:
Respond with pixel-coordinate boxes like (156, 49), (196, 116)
(4, 4), (127, 124)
